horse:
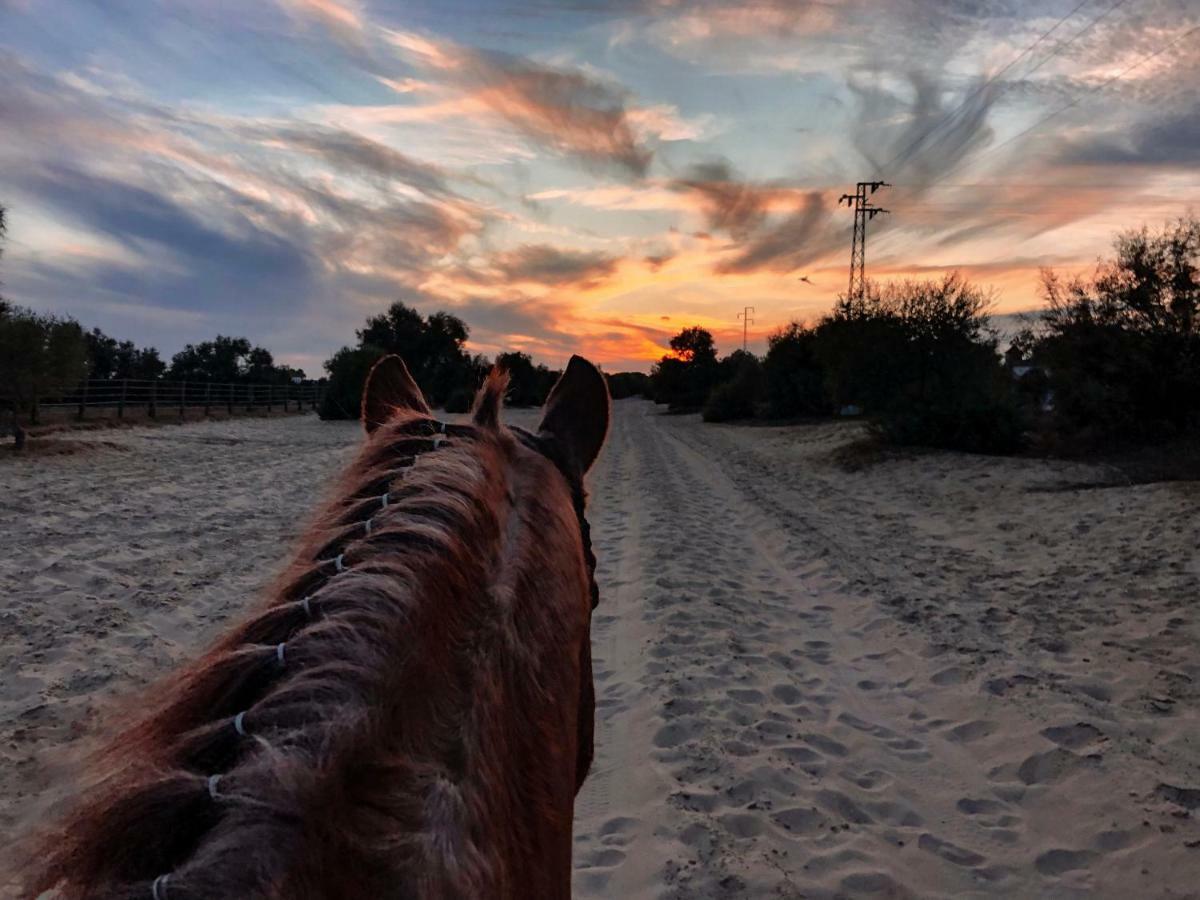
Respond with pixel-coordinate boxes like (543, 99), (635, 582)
(21, 354), (610, 899)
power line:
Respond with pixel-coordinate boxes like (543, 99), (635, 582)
(925, 22), (1200, 191)
(1005, 0), (1133, 86)
(881, 0), (1094, 172)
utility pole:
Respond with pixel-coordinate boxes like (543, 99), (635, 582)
(738, 306), (755, 353)
(838, 181), (890, 300)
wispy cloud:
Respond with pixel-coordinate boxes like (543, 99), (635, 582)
(491, 243), (619, 287)
(385, 31), (653, 176)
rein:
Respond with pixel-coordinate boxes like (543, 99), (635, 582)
(141, 414), (597, 898)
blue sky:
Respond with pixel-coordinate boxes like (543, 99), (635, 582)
(2, 0), (1198, 373)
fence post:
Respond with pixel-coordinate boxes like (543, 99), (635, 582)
(226, 383), (233, 416)
(246, 383), (253, 413)
(204, 381), (212, 416)
(149, 381), (157, 419)
(179, 381), (186, 419)
(266, 384), (273, 414)
(77, 379), (88, 420)
(118, 379), (127, 419)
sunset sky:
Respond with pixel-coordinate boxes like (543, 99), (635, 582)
(2, 0), (1198, 374)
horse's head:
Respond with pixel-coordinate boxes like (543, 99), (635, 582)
(24, 354), (610, 899)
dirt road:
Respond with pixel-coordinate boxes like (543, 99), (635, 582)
(573, 400), (1200, 899)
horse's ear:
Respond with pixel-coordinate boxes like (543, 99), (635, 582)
(538, 355), (610, 475)
(361, 355), (431, 432)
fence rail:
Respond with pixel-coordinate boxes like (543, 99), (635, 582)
(38, 378), (326, 421)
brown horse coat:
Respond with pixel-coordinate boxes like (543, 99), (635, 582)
(22, 355), (609, 900)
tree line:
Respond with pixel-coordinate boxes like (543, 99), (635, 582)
(647, 217), (1200, 457)
(317, 302), (570, 419)
(0, 208), (316, 446)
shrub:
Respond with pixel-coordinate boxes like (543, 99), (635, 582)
(1033, 218), (1200, 449)
(763, 323), (827, 417)
(703, 352), (764, 422)
(812, 273), (1021, 454)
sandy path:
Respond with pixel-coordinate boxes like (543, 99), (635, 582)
(573, 402), (1200, 898)
(3, 403), (1198, 897)
(0, 416), (362, 854)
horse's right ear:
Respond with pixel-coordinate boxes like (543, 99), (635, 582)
(361, 355), (431, 432)
(538, 355), (610, 476)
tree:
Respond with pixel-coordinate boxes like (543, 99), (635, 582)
(84, 327), (167, 381)
(0, 304), (88, 448)
(651, 326), (720, 410)
(669, 326), (717, 365)
(606, 371), (652, 400)
(167, 335), (302, 384)
(319, 345), (387, 420)
(320, 301), (476, 418)
(703, 351), (764, 422)
(763, 323), (827, 418)
(1034, 217), (1200, 447)
(812, 273), (1021, 453)
(496, 351), (559, 406)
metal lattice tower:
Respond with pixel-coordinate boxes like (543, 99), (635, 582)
(838, 181), (890, 300)
(738, 306), (755, 352)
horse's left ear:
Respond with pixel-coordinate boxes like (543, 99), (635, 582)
(538, 355), (610, 475)
(361, 355), (431, 432)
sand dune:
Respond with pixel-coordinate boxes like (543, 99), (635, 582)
(2, 402), (1198, 897)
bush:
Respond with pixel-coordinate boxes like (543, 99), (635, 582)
(1033, 218), (1200, 449)
(763, 323), (827, 417)
(703, 352), (764, 422)
(812, 273), (1021, 454)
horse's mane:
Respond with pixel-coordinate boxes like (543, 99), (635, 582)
(22, 370), (593, 899)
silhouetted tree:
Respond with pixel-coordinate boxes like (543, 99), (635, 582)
(763, 323), (827, 418)
(651, 326), (720, 410)
(0, 304), (88, 448)
(168, 336), (301, 384)
(813, 273), (1021, 453)
(1034, 217), (1200, 447)
(669, 327), (718, 365)
(84, 327), (166, 381)
(496, 351), (559, 407)
(319, 344), (387, 420)
(605, 371), (652, 400)
(703, 350), (764, 422)
(324, 301), (473, 415)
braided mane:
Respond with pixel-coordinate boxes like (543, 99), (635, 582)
(23, 369), (598, 899)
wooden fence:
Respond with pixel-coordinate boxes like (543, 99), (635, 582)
(36, 378), (326, 423)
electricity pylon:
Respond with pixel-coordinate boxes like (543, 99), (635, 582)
(738, 306), (755, 352)
(838, 181), (890, 300)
